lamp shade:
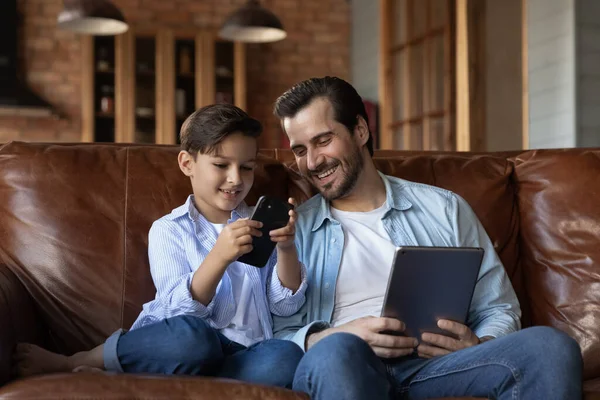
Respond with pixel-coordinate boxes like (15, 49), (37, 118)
(57, 0), (128, 36)
(219, 0), (286, 43)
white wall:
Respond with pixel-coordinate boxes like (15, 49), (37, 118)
(527, 0), (576, 149)
(576, 0), (600, 147)
(350, 0), (600, 150)
(350, 0), (379, 102)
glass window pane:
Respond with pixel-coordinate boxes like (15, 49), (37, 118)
(393, 0), (407, 46)
(392, 51), (404, 123)
(410, 122), (423, 150)
(429, 35), (445, 112)
(412, 0), (427, 38)
(410, 43), (424, 118)
(432, 0), (448, 29)
(429, 117), (444, 150)
(393, 127), (405, 150)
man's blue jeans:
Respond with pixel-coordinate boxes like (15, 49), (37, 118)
(102, 315), (303, 389)
(293, 326), (583, 399)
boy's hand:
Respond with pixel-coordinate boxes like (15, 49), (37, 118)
(214, 218), (263, 264)
(269, 198), (297, 251)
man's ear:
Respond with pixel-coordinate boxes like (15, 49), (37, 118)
(178, 150), (195, 177)
(354, 116), (370, 148)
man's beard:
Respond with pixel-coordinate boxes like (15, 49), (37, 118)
(308, 146), (364, 201)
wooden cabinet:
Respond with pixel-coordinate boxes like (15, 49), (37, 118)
(81, 29), (247, 144)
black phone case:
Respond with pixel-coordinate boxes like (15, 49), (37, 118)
(237, 196), (292, 268)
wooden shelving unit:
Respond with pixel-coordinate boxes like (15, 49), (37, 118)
(81, 29), (247, 145)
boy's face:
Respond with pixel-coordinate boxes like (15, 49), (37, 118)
(178, 132), (257, 223)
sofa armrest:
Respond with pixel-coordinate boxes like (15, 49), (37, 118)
(0, 264), (47, 386)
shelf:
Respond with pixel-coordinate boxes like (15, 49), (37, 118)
(135, 114), (156, 120)
(96, 68), (115, 74)
(83, 30), (246, 145)
(96, 112), (115, 118)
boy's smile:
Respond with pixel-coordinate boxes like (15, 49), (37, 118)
(218, 187), (243, 202)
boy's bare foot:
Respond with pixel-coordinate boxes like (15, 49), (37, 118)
(13, 344), (74, 378)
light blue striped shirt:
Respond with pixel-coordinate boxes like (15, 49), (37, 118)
(274, 172), (521, 350)
(130, 195), (308, 342)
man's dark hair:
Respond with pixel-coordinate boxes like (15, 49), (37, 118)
(273, 76), (373, 156)
(180, 103), (262, 157)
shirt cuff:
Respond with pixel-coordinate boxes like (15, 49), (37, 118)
(474, 324), (515, 340)
(292, 320), (330, 351)
(269, 262), (308, 304)
(169, 274), (219, 319)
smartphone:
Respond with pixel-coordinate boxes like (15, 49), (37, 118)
(237, 196), (293, 268)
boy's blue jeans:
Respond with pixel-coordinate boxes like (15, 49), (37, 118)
(102, 315), (303, 389)
(293, 326), (583, 399)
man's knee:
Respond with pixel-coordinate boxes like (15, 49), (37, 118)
(293, 333), (389, 396)
(299, 332), (373, 371)
(525, 326), (582, 364)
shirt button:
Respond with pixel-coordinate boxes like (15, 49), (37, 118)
(325, 283), (330, 289)
(331, 238), (336, 243)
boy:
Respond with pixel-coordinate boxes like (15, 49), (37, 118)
(14, 104), (307, 389)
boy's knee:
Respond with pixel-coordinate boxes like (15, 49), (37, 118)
(166, 316), (223, 369)
(249, 340), (303, 388)
(266, 339), (303, 364)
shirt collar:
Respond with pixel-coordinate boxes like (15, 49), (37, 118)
(380, 171), (412, 212)
(173, 195), (252, 223)
(310, 172), (412, 232)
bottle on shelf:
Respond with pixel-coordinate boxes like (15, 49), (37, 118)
(179, 46), (192, 76)
(97, 47), (111, 72)
(176, 88), (186, 117)
(100, 85), (114, 114)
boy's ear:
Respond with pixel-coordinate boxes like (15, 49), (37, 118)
(178, 150), (195, 177)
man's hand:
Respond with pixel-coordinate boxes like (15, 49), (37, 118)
(308, 316), (418, 358)
(270, 198), (297, 251)
(417, 319), (484, 358)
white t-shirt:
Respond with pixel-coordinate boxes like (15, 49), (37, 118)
(211, 223), (264, 346)
(330, 203), (397, 327)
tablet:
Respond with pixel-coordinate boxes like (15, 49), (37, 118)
(380, 246), (484, 339)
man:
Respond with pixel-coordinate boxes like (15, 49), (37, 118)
(272, 76), (582, 399)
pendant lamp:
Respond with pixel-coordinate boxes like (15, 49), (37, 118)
(57, 0), (128, 36)
(219, 0), (286, 43)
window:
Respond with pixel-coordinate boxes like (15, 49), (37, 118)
(379, 0), (455, 150)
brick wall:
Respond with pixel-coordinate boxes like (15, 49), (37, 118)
(0, 0), (350, 148)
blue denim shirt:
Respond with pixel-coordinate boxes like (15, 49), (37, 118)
(273, 172), (521, 350)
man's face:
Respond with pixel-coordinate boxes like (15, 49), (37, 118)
(283, 97), (364, 201)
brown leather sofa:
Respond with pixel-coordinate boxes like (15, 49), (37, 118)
(0, 141), (597, 399)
